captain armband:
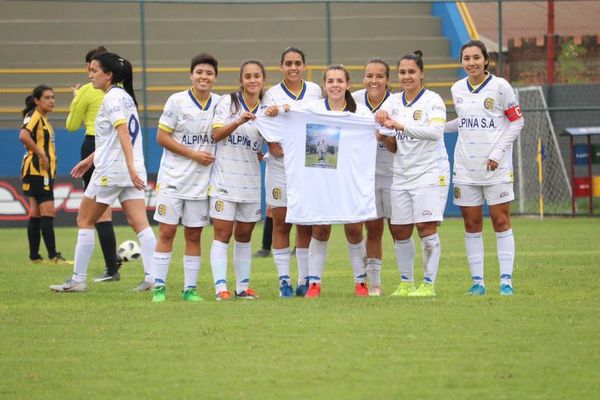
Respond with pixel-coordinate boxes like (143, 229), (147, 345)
(505, 105), (523, 122)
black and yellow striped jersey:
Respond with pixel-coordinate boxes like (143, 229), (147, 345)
(20, 109), (56, 180)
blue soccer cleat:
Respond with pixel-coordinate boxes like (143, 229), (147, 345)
(500, 284), (514, 296)
(466, 283), (486, 296)
(295, 279), (309, 297)
(279, 281), (294, 298)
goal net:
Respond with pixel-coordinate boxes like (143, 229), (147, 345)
(514, 86), (572, 215)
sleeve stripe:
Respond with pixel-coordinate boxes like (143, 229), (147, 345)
(112, 119), (127, 128)
(429, 117), (446, 124)
(158, 123), (174, 133)
(212, 123), (225, 129)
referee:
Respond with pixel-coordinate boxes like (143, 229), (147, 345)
(66, 46), (120, 282)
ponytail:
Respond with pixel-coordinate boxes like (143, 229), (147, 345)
(91, 52), (137, 107)
(22, 85), (53, 117)
(344, 90), (357, 113)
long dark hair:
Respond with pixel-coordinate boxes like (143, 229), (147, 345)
(323, 65), (357, 113)
(460, 40), (489, 70)
(91, 52), (137, 106)
(85, 45), (107, 64)
(22, 85), (53, 117)
(230, 60), (266, 114)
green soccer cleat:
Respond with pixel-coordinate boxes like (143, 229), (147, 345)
(182, 288), (203, 302)
(466, 283), (486, 296)
(408, 282), (436, 297)
(152, 285), (166, 303)
(390, 282), (415, 297)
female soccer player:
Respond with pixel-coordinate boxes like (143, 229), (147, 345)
(50, 52), (156, 292)
(150, 53), (221, 303)
(19, 85), (70, 265)
(375, 50), (449, 297)
(352, 58), (392, 296)
(209, 60), (266, 300)
(262, 46), (322, 298)
(445, 40), (524, 296)
(298, 65), (371, 298)
(67, 45), (122, 282)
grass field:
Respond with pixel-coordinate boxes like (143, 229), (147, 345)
(1, 217), (599, 399)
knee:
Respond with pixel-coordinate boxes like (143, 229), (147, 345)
(312, 226), (330, 242)
(184, 228), (202, 244)
(158, 226), (177, 244)
(491, 213), (511, 232)
(274, 221), (291, 237)
(464, 217), (483, 233)
(416, 222), (437, 238)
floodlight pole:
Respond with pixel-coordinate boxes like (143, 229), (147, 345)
(547, 0), (555, 84)
(140, 1), (149, 163)
(497, 0), (503, 77)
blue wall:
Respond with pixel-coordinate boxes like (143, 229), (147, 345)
(432, 2), (470, 78)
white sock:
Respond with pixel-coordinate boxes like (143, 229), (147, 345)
(234, 241), (252, 293)
(210, 240), (229, 293)
(394, 238), (415, 282)
(296, 247), (309, 285)
(71, 228), (95, 283)
(137, 227), (157, 283)
(183, 255), (201, 289)
(273, 247), (291, 285)
(366, 258), (382, 287)
(308, 238), (328, 284)
(348, 241), (367, 283)
(465, 232), (484, 285)
(153, 251), (171, 286)
(496, 229), (515, 286)
(421, 233), (441, 284)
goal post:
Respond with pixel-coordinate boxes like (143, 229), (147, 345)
(514, 86), (572, 216)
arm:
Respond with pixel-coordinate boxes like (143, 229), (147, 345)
(487, 117), (525, 169)
(444, 118), (459, 133)
(212, 111), (256, 142)
(19, 128), (48, 171)
(376, 131), (397, 153)
(403, 122), (444, 141)
(156, 128), (214, 166)
(71, 152), (94, 179)
(65, 84), (86, 132)
(116, 123), (145, 190)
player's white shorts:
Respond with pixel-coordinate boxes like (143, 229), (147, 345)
(391, 186), (445, 225)
(153, 193), (210, 227)
(453, 183), (514, 206)
(266, 166), (287, 208)
(84, 184), (144, 206)
(209, 197), (262, 223)
(374, 187), (392, 219)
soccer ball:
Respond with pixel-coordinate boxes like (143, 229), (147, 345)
(117, 240), (141, 262)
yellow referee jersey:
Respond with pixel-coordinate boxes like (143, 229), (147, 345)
(65, 82), (104, 136)
(21, 109), (56, 180)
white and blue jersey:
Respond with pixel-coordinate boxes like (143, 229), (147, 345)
(210, 93), (265, 203)
(156, 89), (220, 199)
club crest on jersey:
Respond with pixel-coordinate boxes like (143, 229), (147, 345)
(484, 98), (495, 110)
(454, 187), (461, 199)
(413, 110), (422, 121)
(272, 187), (282, 200)
(157, 204), (167, 216)
(214, 200), (224, 212)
